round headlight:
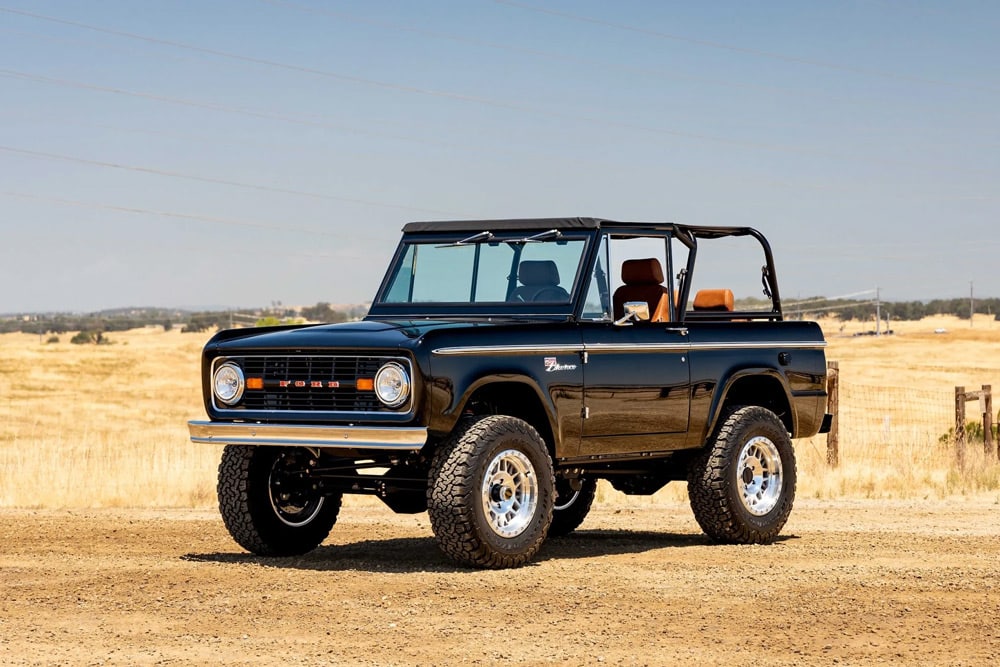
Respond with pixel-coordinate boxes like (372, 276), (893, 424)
(213, 362), (245, 406)
(374, 362), (410, 408)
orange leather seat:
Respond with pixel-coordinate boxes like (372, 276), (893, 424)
(613, 258), (670, 320)
(693, 288), (734, 311)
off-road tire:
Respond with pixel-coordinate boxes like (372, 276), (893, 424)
(427, 415), (555, 569)
(548, 477), (597, 537)
(217, 445), (342, 556)
(687, 406), (796, 544)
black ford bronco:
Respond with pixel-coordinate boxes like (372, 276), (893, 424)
(189, 218), (831, 568)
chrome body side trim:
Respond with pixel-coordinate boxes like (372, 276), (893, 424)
(686, 341), (827, 351)
(188, 421), (427, 450)
(431, 344), (584, 356)
(431, 340), (826, 356)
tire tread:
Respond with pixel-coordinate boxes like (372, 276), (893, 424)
(687, 406), (796, 544)
(427, 415), (554, 568)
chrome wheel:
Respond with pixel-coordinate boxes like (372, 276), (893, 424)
(480, 448), (539, 538)
(268, 457), (325, 528)
(218, 445), (341, 557)
(428, 415), (555, 568)
(737, 435), (783, 516)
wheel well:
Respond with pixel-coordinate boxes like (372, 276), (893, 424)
(464, 382), (556, 457)
(721, 375), (793, 433)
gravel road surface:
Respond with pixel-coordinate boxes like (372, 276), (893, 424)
(2, 499), (998, 666)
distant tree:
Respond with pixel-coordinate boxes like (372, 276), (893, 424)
(71, 331), (97, 344)
(70, 330), (111, 345)
(301, 302), (347, 323)
(255, 316), (305, 327)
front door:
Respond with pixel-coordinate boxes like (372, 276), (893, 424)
(578, 323), (691, 456)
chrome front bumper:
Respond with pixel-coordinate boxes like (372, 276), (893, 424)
(188, 421), (427, 451)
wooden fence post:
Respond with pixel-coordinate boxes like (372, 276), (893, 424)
(826, 361), (839, 468)
(983, 384), (994, 458)
(955, 386), (966, 468)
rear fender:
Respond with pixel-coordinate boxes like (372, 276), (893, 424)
(704, 368), (794, 440)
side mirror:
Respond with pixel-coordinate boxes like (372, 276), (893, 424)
(614, 301), (650, 326)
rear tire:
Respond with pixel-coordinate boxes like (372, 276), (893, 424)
(427, 415), (554, 568)
(548, 477), (597, 537)
(687, 406), (796, 544)
(217, 446), (342, 556)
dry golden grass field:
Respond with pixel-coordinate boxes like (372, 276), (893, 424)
(1, 315), (999, 508)
(2, 318), (999, 666)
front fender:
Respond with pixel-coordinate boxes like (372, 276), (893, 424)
(422, 348), (585, 459)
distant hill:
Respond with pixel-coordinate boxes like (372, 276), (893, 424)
(2, 296), (996, 335)
(0, 303), (370, 335)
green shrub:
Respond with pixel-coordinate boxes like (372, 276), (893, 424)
(70, 331), (111, 345)
(71, 331), (97, 345)
(939, 420), (999, 444)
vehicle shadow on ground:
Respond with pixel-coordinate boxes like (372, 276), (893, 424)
(182, 529), (790, 574)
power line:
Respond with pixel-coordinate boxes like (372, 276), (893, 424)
(257, 0), (863, 107)
(6, 70), (965, 204)
(10, 10), (994, 148)
(783, 290), (877, 308)
(493, 0), (1000, 94)
(791, 301), (878, 314)
(0, 145), (467, 217)
(0, 6), (553, 110)
(0, 65), (920, 170)
(0, 8), (939, 164)
(0, 69), (478, 155)
(0, 189), (394, 240)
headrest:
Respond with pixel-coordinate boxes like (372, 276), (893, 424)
(518, 260), (560, 286)
(693, 289), (735, 311)
(621, 258), (664, 285)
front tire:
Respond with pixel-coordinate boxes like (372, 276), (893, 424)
(427, 415), (555, 568)
(217, 446), (342, 556)
(687, 406), (796, 544)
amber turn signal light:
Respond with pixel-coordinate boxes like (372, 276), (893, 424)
(246, 377), (264, 390)
(356, 378), (374, 391)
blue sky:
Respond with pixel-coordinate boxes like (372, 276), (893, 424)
(1, 0), (998, 312)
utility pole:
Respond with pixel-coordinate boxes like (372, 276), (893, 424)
(875, 286), (881, 336)
(970, 281), (974, 328)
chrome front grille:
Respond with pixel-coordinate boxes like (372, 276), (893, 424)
(216, 355), (407, 413)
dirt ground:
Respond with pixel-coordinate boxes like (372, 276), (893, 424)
(2, 498), (998, 666)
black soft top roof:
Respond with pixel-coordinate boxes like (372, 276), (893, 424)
(402, 217), (607, 233)
(401, 217), (759, 239)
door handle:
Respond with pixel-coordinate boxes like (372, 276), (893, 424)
(664, 327), (688, 336)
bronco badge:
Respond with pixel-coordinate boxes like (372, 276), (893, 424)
(544, 356), (577, 372)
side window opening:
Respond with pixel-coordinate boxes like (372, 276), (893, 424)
(606, 235), (673, 322)
(682, 235), (772, 315)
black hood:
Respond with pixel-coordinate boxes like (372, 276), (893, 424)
(207, 319), (495, 353)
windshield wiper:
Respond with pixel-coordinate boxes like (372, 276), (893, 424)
(435, 231), (494, 248)
(513, 229), (562, 244)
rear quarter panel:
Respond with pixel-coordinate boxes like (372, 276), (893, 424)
(685, 320), (828, 444)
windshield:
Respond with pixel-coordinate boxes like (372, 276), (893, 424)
(378, 235), (588, 308)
